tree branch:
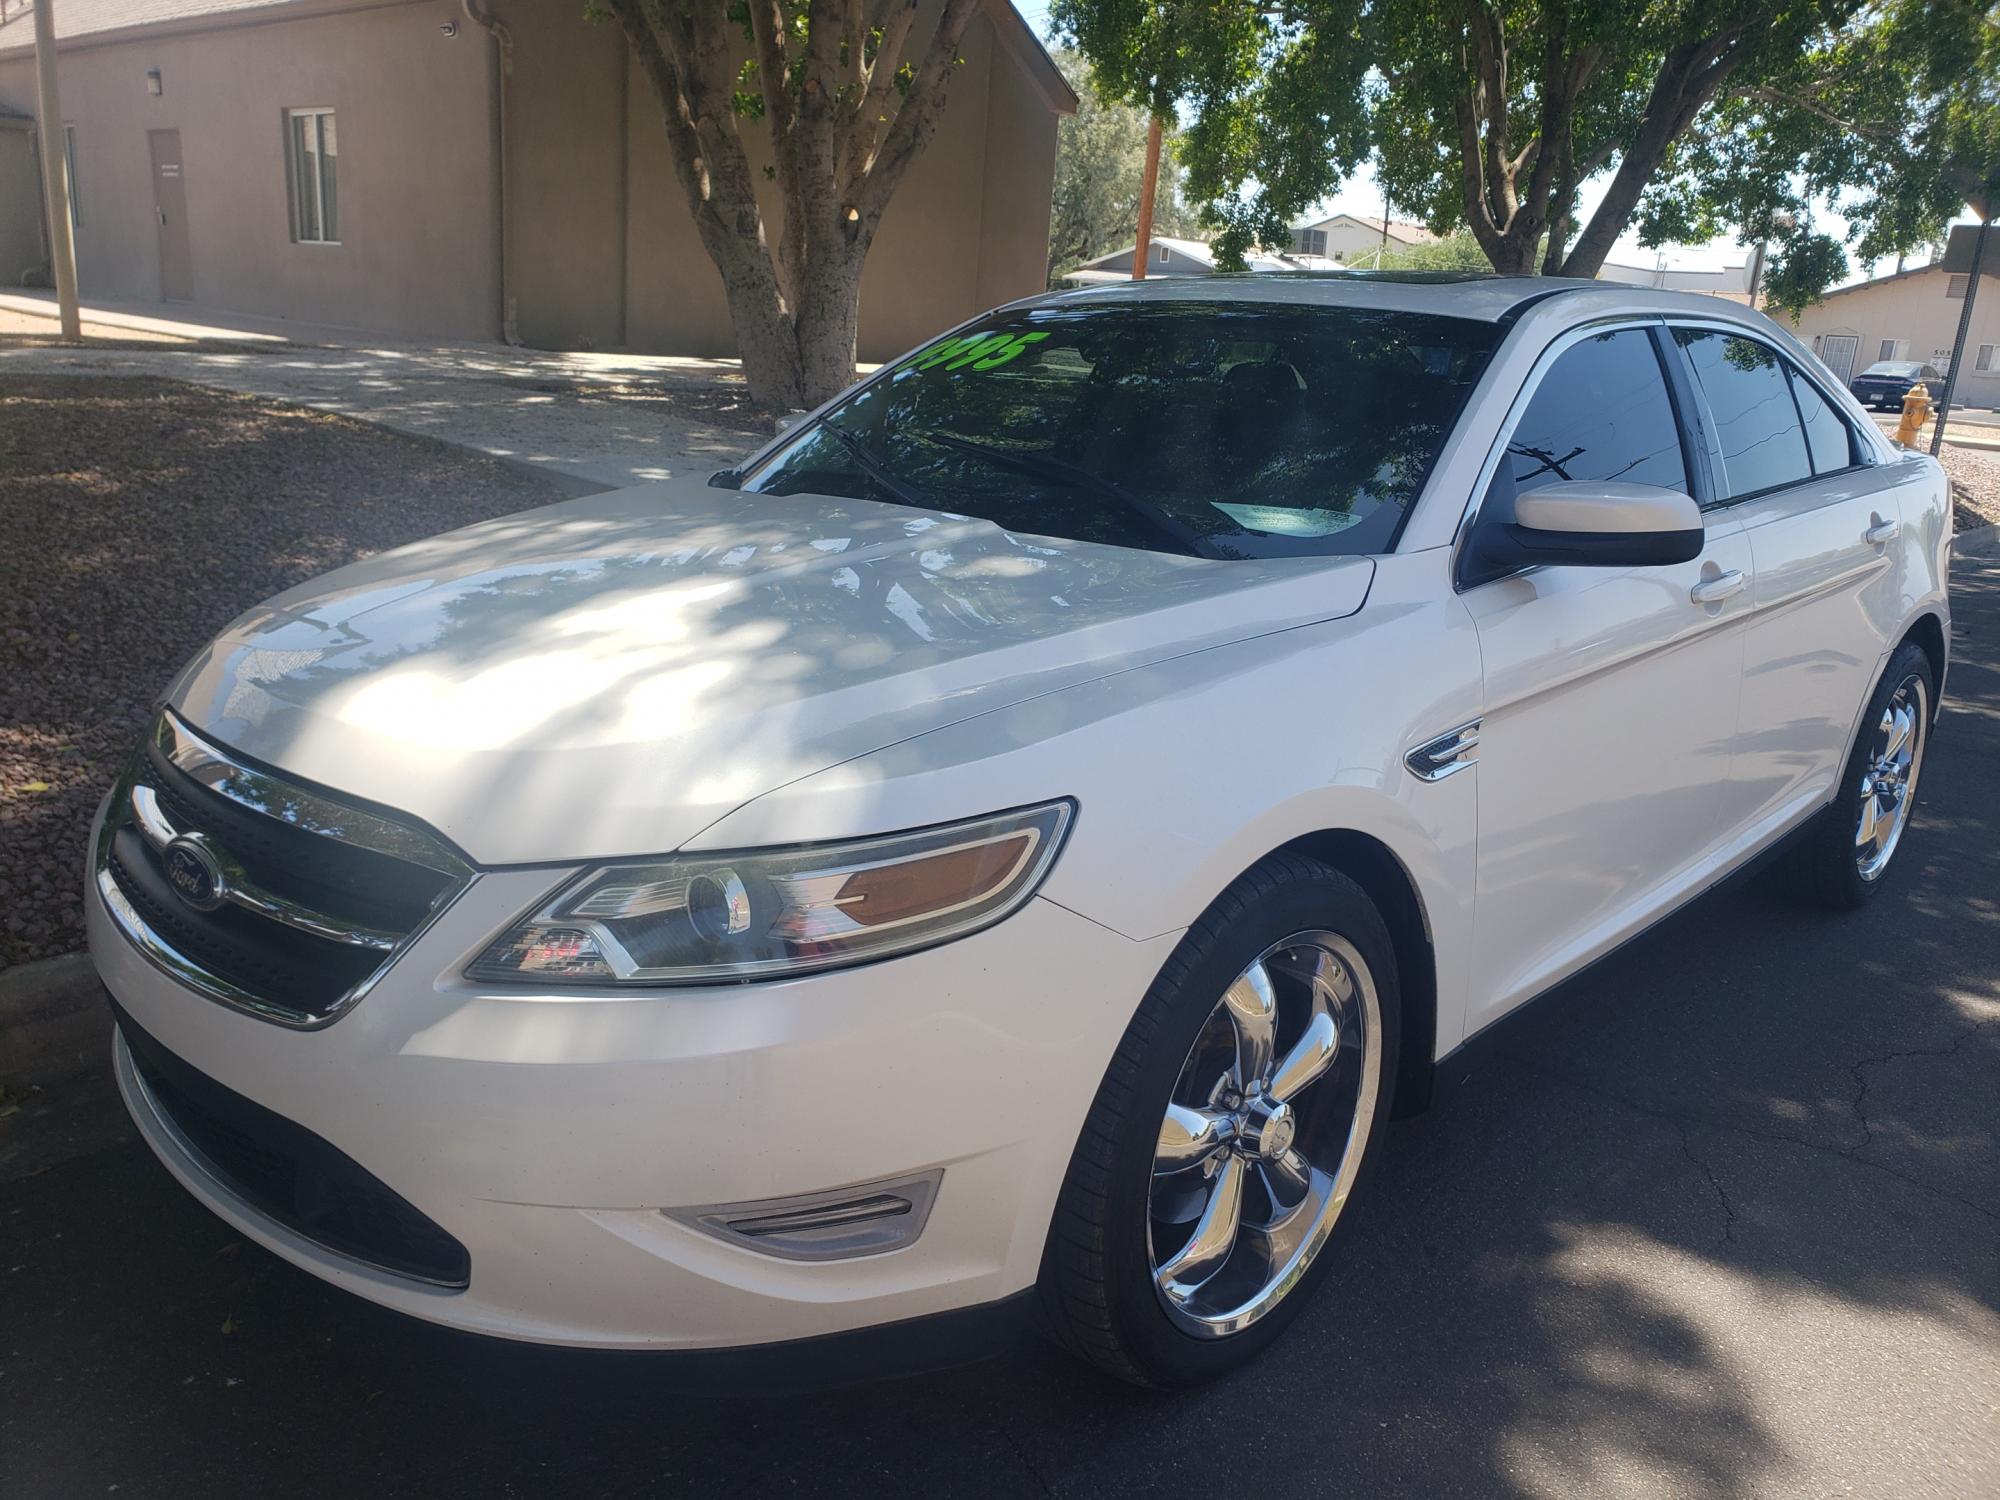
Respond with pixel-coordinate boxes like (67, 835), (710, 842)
(852, 0), (980, 225)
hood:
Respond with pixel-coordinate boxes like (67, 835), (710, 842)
(167, 478), (1373, 864)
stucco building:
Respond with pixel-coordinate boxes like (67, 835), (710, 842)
(1792, 257), (1999, 408)
(1287, 213), (1437, 264)
(0, 0), (1073, 361)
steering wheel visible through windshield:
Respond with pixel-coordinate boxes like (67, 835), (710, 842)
(737, 300), (1503, 560)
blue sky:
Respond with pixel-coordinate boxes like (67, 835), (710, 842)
(1009, 0), (1962, 285)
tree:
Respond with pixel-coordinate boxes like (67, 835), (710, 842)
(1045, 49), (1202, 284)
(1053, 0), (1883, 286)
(1638, 0), (1999, 311)
(1377, 228), (1502, 271)
(597, 0), (981, 409)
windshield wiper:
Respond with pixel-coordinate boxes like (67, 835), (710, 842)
(815, 420), (937, 512)
(911, 429), (1218, 560)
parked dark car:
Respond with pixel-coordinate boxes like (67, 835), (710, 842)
(1850, 360), (1944, 409)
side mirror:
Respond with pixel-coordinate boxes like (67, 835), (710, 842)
(1462, 480), (1704, 585)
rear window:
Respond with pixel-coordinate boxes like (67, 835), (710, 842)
(1862, 362), (1921, 377)
(740, 303), (1502, 558)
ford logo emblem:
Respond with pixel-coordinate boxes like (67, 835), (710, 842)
(162, 835), (226, 912)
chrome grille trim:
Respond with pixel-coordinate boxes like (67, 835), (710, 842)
(94, 711), (475, 1029)
(154, 713), (468, 878)
(129, 783), (403, 952)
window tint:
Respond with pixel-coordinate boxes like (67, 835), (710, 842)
(1788, 367), (1857, 474)
(744, 304), (1501, 559)
(1495, 329), (1688, 503)
(1674, 331), (1812, 499)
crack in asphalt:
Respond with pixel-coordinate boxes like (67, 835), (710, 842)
(1494, 1046), (2000, 1228)
(1848, 1016), (2000, 1156)
(1676, 1122), (1739, 1247)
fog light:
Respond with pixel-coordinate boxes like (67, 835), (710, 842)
(671, 1171), (942, 1261)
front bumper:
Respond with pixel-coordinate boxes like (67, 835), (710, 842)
(89, 854), (1176, 1352)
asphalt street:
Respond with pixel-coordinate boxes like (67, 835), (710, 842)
(4, 560), (1997, 1499)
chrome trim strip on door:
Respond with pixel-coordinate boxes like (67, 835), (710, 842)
(1405, 721), (1482, 782)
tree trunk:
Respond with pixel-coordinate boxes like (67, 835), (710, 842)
(1559, 35), (1748, 277)
(795, 244), (868, 408)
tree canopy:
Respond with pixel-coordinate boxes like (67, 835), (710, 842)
(1053, 0), (1998, 301)
(1046, 49), (1203, 285)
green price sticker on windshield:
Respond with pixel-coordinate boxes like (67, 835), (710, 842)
(898, 330), (1051, 375)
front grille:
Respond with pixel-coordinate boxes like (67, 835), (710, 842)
(96, 712), (473, 1028)
(116, 1002), (470, 1287)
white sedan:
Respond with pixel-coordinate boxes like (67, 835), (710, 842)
(88, 275), (1950, 1388)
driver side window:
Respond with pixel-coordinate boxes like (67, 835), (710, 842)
(1491, 329), (1690, 516)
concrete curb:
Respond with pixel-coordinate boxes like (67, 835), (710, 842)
(0, 953), (107, 1092)
(1955, 522), (2000, 559)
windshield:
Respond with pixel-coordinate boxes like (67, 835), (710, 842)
(739, 301), (1502, 559)
(1863, 362), (1921, 377)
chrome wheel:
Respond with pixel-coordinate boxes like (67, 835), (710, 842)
(1147, 930), (1381, 1338)
(1855, 673), (1928, 882)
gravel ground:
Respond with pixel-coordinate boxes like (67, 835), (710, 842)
(1941, 442), (2000, 532)
(0, 375), (571, 969)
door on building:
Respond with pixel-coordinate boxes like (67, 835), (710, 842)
(147, 129), (193, 302)
(1818, 333), (1860, 384)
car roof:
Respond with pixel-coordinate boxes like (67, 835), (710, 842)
(1020, 271), (1767, 327)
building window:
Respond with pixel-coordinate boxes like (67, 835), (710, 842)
(286, 108), (338, 243)
(1947, 274), (1969, 299)
(1293, 228), (1327, 257)
(1977, 344), (1995, 373)
(62, 123), (79, 232)
(1878, 338), (1906, 362)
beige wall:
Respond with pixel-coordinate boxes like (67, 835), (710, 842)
(0, 0), (501, 340)
(0, 0), (1061, 361)
(501, 0), (1060, 362)
(1793, 265), (2000, 410)
(0, 117), (43, 283)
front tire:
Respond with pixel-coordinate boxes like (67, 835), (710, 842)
(1039, 855), (1400, 1387)
(1800, 642), (1934, 909)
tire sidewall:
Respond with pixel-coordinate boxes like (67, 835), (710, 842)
(1096, 869), (1402, 1386)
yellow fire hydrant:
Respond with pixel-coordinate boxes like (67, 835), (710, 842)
(1894, 382), (1933, 446)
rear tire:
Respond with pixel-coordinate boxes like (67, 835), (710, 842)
(1038, 854), (1400, 1387)
(1798, 641), (1934, 909)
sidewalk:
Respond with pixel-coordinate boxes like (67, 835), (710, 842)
(0, 290), (774, 492)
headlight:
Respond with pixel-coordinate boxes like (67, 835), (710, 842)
(468, 801), (1074, 986)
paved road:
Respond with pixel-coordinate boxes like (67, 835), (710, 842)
(6, 563), (1998, 1499)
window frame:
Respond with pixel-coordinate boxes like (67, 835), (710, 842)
(285, 106), (340, 246)
(1976, 344), (1995, 373)
(1662, 321), (1875, 509)
(1450, 315), (1709, 593)
(61, 122), (79, 233)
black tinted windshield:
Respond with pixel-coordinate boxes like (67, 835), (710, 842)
(740, 302), (1501, 558)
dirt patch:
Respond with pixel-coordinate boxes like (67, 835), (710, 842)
(0, 376), (571, 969)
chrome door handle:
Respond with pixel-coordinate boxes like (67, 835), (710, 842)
(1689, 569), (1746, 605)
(1864, 516), (1900, 546)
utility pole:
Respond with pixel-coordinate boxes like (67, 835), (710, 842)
(1131, 115), (1162, 281)
(31, 0), (80, 340)
(1931, 213), (1992, 458)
